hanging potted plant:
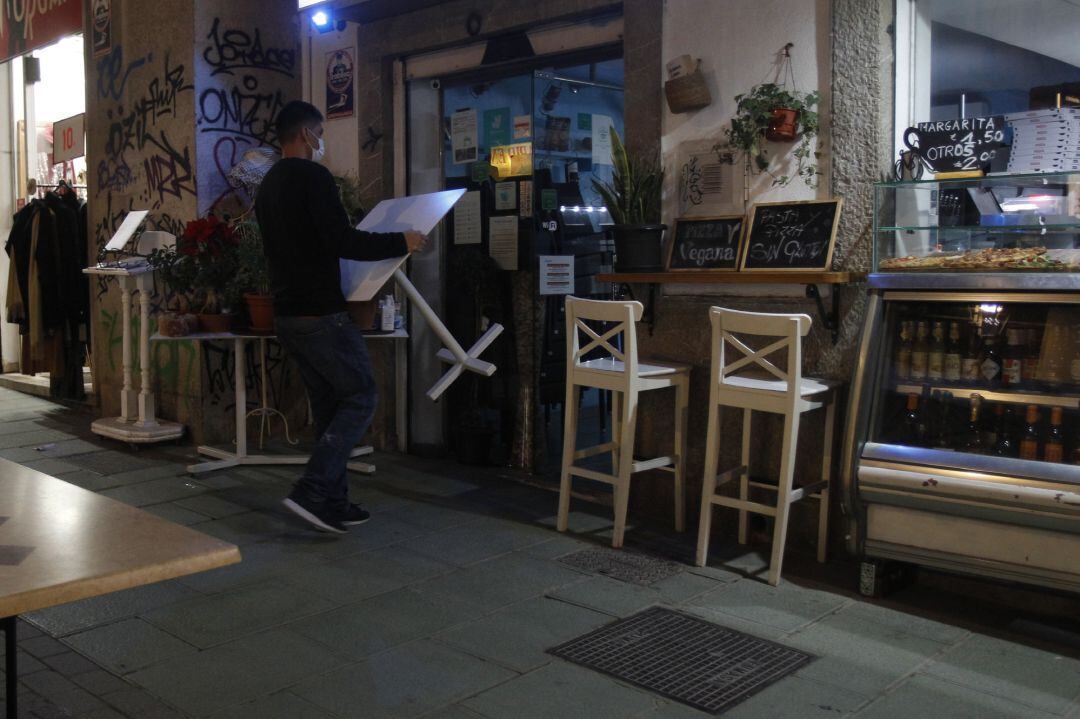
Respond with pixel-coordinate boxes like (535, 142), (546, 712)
(592, 129), (666, 272)
(179, 215), (241, 333)
(234, 219), (274, 334)
(147, 244), (198, 337)
(716, 81), (821, 187)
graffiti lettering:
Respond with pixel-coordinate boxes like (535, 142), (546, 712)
(198, 76), (284, 147)
(96, 45), (149, 101)
(203, 17), (295, 77)
(143, 132), (195, 206)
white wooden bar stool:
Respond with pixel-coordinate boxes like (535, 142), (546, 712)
(557, 297), (689, 548)
(695, 307), (838, 585)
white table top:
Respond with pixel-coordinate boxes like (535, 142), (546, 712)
(151, 329), (409, 342)
(0, 460), (239, 617)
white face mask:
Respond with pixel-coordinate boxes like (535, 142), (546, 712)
(306, 128), (325, 163)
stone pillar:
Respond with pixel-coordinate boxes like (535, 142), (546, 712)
(85, 0), (200, 432)
(86, 0), (303, 446)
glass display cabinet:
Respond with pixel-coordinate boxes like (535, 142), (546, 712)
(843, 172), (1080, 593)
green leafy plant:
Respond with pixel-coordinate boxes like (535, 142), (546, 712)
(147, 244), (196, 312)
(714, 82), (821, 187)
(334, 173), (366, 225)
(591, 129), (664, 225)
(233, 219), (270, 296)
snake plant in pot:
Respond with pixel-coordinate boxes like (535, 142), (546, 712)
(592, 129), (666, 272)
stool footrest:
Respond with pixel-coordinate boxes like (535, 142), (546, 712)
(574, 442), (617, 460)
(632, 456), (675, 473)
(567, 467), (616, 484)
(714, 465), (748, 487)
(709, 495), (777, 517)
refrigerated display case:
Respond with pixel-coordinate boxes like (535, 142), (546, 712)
(842, 172), (1080, 593)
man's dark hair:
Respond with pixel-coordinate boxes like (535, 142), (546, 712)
(275, 101), (324, 143)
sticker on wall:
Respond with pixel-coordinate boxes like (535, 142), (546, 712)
(489, 216), (519, 270)
(495, 181), (517, 211)
(470, 162), (490, 183)
(513, 115), (532, 140)
(577, 113), (592, 131)
(539, 255), (574, 295)
(325, 48), (356, 119)
(592, 114), (614, 166)
(452, 109), (479, 164)
(541, 188), (558, 211)
(91, 0), (112, 58)
(453, 190), (482, 245)
(519, 180), (533, 218)
(484, 108), (511, 148)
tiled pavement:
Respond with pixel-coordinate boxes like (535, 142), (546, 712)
(1, 388), (1080, 717)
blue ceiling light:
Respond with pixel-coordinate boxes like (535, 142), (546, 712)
(311, 9), (334, 33)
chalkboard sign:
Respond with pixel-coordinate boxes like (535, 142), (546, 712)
(740, 199), (842, 272)
(665, 215), (744, 271)
(904, 116), (1007, 173)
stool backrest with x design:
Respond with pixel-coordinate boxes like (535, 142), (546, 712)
(565, 297), (642, 388)
(711, 307), (811, 405)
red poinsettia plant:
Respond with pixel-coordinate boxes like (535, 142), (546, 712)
(149, 214), (240, 314)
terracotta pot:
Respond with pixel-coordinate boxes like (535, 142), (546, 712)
(158, 312), (198, 337)
(347, 300), (378, 330)
(243, 293), (275, 334)
(197, 313), (234, 334)
(765, 107), (799, 142)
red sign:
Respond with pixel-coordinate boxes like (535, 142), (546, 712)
(0, 0), (84, 64)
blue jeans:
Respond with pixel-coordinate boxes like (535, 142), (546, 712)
(274, 312), (378, 509)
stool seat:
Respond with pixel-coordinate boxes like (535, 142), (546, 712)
(722, 374), (839, 397)
(579, 358), (692, 377)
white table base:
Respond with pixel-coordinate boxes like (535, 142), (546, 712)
(188, 444), (375, 475)
(91, 416), (185, 444)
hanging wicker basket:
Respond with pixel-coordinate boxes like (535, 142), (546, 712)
(665, 71), (712, 114)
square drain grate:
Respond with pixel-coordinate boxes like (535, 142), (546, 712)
(549, 606), (813, 715)
(559, 548), (683, 585)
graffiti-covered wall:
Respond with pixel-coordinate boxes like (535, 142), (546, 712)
(193, 1), (303, 442)
(85, 0), (201, 431)
(86, 0), (302, 445)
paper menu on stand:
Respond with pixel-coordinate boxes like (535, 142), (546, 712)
(104, 210), (150, 252)
(340, 188), (466, 301)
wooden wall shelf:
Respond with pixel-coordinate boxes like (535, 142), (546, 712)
(596, 271), (866, 343)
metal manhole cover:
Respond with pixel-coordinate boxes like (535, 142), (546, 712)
(549, 606), (814, 715)
(559, 548), (683, 585)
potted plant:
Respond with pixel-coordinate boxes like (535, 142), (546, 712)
(592, 129), (666, 272)
(147, 244), (198, 337)
(234, 219), (274, 334)
(178, 215), (241, 333)
(715, 82), (821, 187)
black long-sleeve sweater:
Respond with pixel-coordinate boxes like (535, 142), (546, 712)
(255, 158), (407, 317)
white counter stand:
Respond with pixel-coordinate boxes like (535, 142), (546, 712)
(83, 262), (185, 444)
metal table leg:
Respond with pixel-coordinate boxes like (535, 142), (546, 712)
(3, 615), (16, 718)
